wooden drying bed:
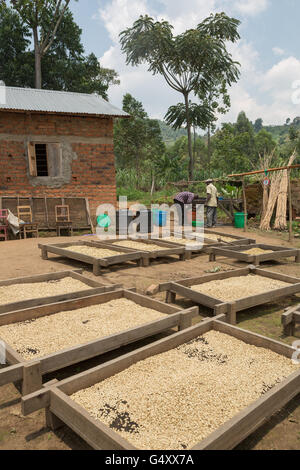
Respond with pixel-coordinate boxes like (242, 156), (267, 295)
(155, 231), (205, 260)
(38, 241), (145, 275)
(21, 317), (300, 450)
(157, 230), (255, 259)
(101, 238), (186, 266)
(156, 266), (300, 324)
(0, 269), (121, 315)
(207, 244), (300, 266)
(282, 304), (300, 336)
(203, 229), (256, 246)
(0, 289), (197, 396)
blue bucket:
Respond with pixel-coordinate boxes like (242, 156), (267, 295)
(153, 210), (167, 227)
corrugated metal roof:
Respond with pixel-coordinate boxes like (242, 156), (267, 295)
(0, 86), (129, 118)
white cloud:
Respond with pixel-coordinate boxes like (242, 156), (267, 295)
(232, 0), (269, 16)
(99, 0), (149, 43)
(157, 0), (218, 33)
(225, 57), (300, 124)
(98, 0), (300, 126)
(272, 47), (285, 57)
(260, 57), (300, 95)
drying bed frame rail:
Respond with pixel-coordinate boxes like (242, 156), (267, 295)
(282, 304), (300, 336)
(0, 269), (121, 315)
(99, 238), (187, 265)
(207, 244), (300, 266)
(157, 266), (300, 324)
(21, 318), (300, 450)
(0, 288), (198, 396)
(203, 229), (256, 247)
(152, 231), (207, 260)
(38, 241), (146, 275)
(155, 230), (256, 260)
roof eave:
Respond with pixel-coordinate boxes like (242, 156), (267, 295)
(0, 108), (130, 119)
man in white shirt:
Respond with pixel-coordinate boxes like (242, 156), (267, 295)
(205, 179), (218, 228)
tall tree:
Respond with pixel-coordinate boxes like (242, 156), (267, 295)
(197, 78), (231, 166)
(0, 6), (119, 98)
(255, 129), (276, 156)
(5, 0), (72, 88)
(211, 112), (276, 174)
(114, 93), (165, 187)
(0, 7), (31, 86)
(119, 13), (241, 180)
(289, 125), (298, 141)
(254, 118), (263, 133)
(164, 101), (214, 171)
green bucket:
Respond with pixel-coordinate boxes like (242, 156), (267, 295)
(97, 214), (111, 228)
(192, 221), (204, 227)
(234, 212), (247, 229)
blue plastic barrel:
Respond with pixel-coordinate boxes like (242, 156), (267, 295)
(153, 210), (167, 227)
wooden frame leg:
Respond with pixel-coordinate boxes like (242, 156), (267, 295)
(209, 253), (216, 262)
(166, 291), (176, 304)
(254, 256), (260, 266)
(45, 409), (64, 431)
(296, 251), (300, 263)
(284, 323), (294, 336)
(41, 247), (48, 260)
(227, 303), (237, 325)
(184, 251), (192, 260)
(22, 362), (42, 396)
(93, 262), (101, 276)
(179, 312), (193, 331)
(142, 257), (150, 267)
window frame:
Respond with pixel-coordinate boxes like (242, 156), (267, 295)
(27, 141), (62, 178)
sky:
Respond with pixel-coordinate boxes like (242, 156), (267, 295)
(70, 0), (300, 126)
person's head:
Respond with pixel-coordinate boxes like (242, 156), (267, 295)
(205, 179), (213, 186)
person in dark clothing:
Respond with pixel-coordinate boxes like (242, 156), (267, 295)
(173, 191), (197, 226)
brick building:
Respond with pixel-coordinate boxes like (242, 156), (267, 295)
(0, 86), (128, 225)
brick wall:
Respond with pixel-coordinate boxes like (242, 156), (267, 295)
(0, 111), (117, 219)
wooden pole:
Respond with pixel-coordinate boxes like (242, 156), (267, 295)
(228, 164), (300, 178)
(242, 177), (247, 233)
(288, 170), (293, 242)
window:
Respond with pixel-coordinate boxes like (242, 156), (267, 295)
(28, 142), (62, 177)
(35, 144), (48, 176)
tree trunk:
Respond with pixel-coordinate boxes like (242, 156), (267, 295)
(183, 93), (194, 180)
(207, 123), (211, 169)
(136, 154), (140, 189)
(151, 173), (155, 196)
(193, 126), (196, 169)
(33, 28), (42, 89)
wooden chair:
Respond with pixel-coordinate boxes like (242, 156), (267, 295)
(0, 209), (8, 241)
(17, 206), (39, 239)
(55, 205), (73, 237)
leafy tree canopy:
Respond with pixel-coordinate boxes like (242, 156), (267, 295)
(114, 93), (166, 186)
(119, 13), (241, 178)
(0, 4), (119, 98)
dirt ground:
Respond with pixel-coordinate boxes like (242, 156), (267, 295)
(0, 226), (300, 450)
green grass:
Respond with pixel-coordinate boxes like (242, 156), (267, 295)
(117, 187), (175, 206)
(0, 430), (9, 443)
(237, 298), (300, 345)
